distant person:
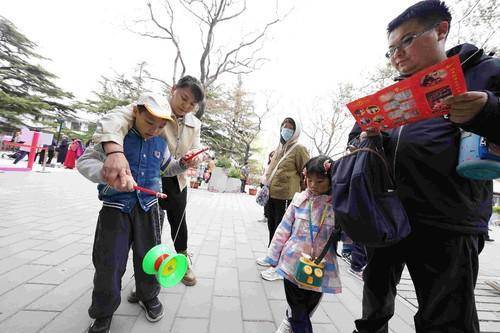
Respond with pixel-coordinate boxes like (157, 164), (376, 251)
(258, 150), (275, 223)
(206, 156), (216, 182)
(57, 135), (69, 164)
(240, 162), (249, 193)
(64, 138), (84, 169)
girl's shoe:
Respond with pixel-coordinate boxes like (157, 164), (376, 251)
(88, 316), (112, 333)
(275, 318), (291, 333)
(261, 267), (283, 281)
(256, 257), (271, 267)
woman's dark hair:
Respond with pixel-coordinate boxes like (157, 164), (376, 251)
(281, 117), (296, 130)
(304, 155), (334, 179)
(176, 75), (205, 103)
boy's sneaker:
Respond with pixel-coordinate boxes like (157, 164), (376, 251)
(261, 267), (283, 281)
(348, 267), (364, 280)
(275, 318), (291, 333)
(256, 257), (271, 267)
(88, 316), (112, 333)
(139, 297), (164, 322)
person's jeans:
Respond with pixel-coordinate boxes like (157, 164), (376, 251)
(13, 151), (28, 164)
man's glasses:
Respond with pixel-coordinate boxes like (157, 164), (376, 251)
(385, 24), (438, 59)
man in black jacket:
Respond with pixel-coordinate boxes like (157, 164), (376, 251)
(351, 1), (500, 333)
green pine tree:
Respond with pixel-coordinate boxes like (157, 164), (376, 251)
(0, 16), (73, 130)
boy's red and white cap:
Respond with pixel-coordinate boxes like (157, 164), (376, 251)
(136, 95), (172, 120)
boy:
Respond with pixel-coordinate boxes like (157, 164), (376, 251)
(77, 95), (189, 333)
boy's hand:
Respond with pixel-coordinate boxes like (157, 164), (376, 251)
(108, 169), (137, 192)
(444, 91), (488, 123)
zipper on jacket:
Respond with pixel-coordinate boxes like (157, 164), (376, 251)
(393, 125), (404, 181)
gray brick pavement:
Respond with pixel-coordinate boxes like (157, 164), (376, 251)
(0, 170), (499, 332)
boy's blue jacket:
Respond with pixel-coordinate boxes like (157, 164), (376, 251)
(77, 127), (186, 213)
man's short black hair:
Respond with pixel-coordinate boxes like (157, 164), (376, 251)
(387, 0), (452, 34)
(176, 75), (205, 103)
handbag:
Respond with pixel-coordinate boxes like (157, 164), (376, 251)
(255, 143), (299, 207)
(331, 135), (411, 247)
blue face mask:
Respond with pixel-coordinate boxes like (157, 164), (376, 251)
(281, 127), (294, 142)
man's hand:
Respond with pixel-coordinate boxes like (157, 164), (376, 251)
(360, 128), (381, 139)
(444, 91), (488, 124)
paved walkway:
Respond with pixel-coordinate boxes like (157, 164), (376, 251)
(0, 167), (499, 332)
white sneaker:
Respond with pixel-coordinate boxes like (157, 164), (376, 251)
(256, 257), (271, 267)
(261, 267), (283, 281)
(275, 318), (291, 333)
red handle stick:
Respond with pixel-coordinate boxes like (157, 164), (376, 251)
(134, 185), (167, 199)
(184, 147), (209, 161)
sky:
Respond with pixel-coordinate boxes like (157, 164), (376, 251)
(0, 0), (433, 158)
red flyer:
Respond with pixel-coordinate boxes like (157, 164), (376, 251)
(347, 55), (467, 131)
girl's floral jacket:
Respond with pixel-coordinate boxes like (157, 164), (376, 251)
(265, 190), (342, 294)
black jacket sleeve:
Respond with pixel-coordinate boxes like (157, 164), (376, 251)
(459, 58), (500, 144)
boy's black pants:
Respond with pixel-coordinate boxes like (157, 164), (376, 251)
(355, 223), (483, 333)
(88, 204), (161, 319)
(159, 176), (188, 252)
(284, 278), (322, 333)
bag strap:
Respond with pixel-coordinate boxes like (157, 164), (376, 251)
(314, 224), (342, 264)
(266, 143), (299, 185)
(337, 144), (395, 188)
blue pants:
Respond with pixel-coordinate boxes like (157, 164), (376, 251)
(88, 204), (162, 319)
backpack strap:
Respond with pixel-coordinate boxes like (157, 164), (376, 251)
(313, 224), (342, 264)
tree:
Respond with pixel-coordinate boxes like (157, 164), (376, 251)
(134, 0), (285, 119)
(77, 62), (151, 114)
(203, 76), (269, 164)
(450, 0), (499, 54)
(302, 83), (354, 156)
(0, 16), (73, 129)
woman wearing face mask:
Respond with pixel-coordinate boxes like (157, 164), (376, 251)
(257, 117), (310, 281)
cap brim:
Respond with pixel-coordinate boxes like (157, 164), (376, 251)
(143, 104), (172, 120)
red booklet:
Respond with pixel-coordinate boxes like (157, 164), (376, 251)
(347, 55), (467, 131)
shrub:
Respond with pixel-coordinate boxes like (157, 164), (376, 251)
(227, 167), (241, 179)
(215, 156), (232, 169)
(493, 206), (500, 215)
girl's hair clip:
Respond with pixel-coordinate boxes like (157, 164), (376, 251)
(323, 160), (332, 174)
(302, 168), (308, 178)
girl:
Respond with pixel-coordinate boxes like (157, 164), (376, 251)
(264, 155), (341, 333)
